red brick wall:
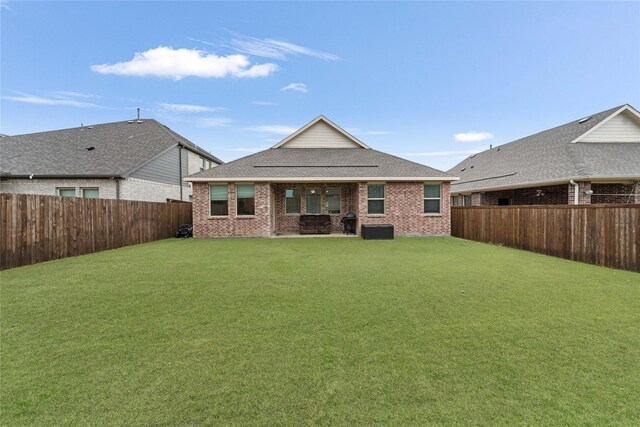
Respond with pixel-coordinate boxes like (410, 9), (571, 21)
(357, 182), (451, 236)
(591, 182), (638, 204)
(272, 183), (358, 234)
(567, 181), (591, 205)
(192, 182), (272, 238)
(481, 184), (569, 205)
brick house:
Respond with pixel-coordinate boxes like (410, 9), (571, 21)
(186, 116), (458, 237)
(448, 104), (640, 205)
(0, 118), (222, 202)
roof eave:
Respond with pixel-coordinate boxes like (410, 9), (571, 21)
(185, 176), (459, 183)
(1, 174), (124, 179)
(450, 175), (640, 194)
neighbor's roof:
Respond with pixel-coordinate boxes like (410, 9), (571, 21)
(448, 104), (640, 193)
(0, 119), (222, 178)
(185, 148), (455, 182)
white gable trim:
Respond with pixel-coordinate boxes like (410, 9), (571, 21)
(571, 104), (640, 143)
(271, 115), (370, 149)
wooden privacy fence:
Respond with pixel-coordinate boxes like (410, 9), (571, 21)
(1, 193), (192, 269)
(451, 205), (640, 272)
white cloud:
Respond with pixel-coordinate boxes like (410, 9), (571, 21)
(195, 117), (233, 128)
(245, 125), (298, 134)
(281, 83), (307, 93)
(51, 91), (99, 99)
(453, 131), (494, 142)
(91, 46), (279, 80)
(405, 149), (485, 157)
(222, 33), (338, 61)
(1, 0), (11, 11)
(3, 91), (107, 109)
(159, 103), (224, 113)
(252, 101), (277, 106)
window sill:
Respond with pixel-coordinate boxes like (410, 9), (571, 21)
(208, 215), (229, 220)
(285, 213), (301, 216)
(366, 214), (386, 218)
(236, 215), (255, 219)
(423, 213), (443, 217)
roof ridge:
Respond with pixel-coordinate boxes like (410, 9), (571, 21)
(4, 119), (146, 138)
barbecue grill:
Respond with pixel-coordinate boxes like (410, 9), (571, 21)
(340, 213), (357, 235)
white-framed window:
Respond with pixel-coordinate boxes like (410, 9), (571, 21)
(57, 188), (75, 197)
(200, 158), (206, 172)
(82, 188), (99, 199)
(285, 188), (301, 214)
(367, 184), (385, 214)
(326, 187), (341, 214)
(306, 188), (321, 214)
(210, 185), (228, 216)
(463, 195), (472, 206)
(451, 195), (459, 206)
(236, 184), (255, 216)
(424, 184), (441, 214)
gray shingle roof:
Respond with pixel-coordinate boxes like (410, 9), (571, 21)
(186, 148), (454, 181)
(0, 119), (222, 178)
(448, 105), (640, 193)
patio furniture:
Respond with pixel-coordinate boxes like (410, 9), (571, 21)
(361, 224), (394, 240)
(299, 215), (332, 234)
(341, 213), (357, 235)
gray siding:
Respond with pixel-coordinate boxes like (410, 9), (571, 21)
(131, 145), (185, 186)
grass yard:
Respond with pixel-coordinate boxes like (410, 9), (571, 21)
(1, 237), (639, 425)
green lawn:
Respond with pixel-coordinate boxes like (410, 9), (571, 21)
(1, 237), (639, 425)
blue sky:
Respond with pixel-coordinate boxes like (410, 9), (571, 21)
(1, 1), (639, 170)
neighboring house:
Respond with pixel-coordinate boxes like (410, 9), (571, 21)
(185, 116), (458, 237)
(448, 104), (640, 206)
(0, 119), (222, 202)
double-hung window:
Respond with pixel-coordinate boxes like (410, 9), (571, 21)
(57, 188), (75, 197)
(236, 184), (255, 216)
(210, 185), (228, 216)
(82, 188), (99, 199)
(326, 187), (341, 214)
(306, 188), (321, 214)
(424, 184), (441, 214)
(285, 188), (301, 214)
(367, 184), (385, 214)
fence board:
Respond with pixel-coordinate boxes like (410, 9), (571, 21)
(451, 205), (640, 272)
(0, 194), (192, 269)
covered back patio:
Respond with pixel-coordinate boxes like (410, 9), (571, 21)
(270, 182), (359, 236)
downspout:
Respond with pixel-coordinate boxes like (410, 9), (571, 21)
(178, 145), (184, 201)
(569, 180), (579, 205)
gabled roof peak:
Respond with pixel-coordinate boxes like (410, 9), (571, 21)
(272, 115), (370, 149)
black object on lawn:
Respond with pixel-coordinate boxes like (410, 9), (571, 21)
(176, 224), (193, 238)
(361, 224), (394, 240)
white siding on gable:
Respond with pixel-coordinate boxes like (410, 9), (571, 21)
(580, 111), (640, 143)
(279, 121), (363, 148)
